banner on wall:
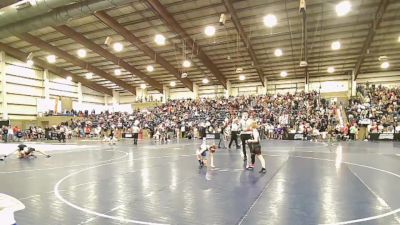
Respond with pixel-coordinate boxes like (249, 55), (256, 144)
(37, 98), (61, 114)
(72, 102), (133, 114)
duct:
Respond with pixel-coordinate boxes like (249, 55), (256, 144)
(0, 0), (81, 28)
(0, 0), (135, 39)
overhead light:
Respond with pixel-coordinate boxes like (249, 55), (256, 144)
(170, 81), (176, 87)
(239, 75), (246, 81)
(114, 69), (121, 76)
(280, 71), (288, 77)
(77, 49), (87, 58)
(331, 41), (341, 50)
(236, 67), (243, 73)
(113, 42), (123, 52)
(336, 1), (351, 17)
(146, 65), (154, 72)
(104, 36), (112, 46)
(219, 13), (226, 26)
(204, 25), (216, 36)
(46, 55), (56, 63)
(398, 36), (400, 42)
(140, 84), (146, 89)
(327, 66), (335, 73)
(182, 60), (191, 68)
(263, 14), (277, 28)
(274, 48), (283, 57)
(66, 76), (72, 81)
(202, 78), (209, 84)
(154, 34), (166, 45)
(181, 72), (188, 78)
(26, 59), (34, 66)
(85, 72), (93, 79)
(381, 62), (390, 69)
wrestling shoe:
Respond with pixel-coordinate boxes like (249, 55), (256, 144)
(259, 168), (267, 173)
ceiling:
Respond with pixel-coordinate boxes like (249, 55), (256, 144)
(0, 0), (399, 94)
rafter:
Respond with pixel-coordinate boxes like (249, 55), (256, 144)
(354, 0), (390, 80)
(54, 25), (163, 93)
(0, 42), (112, 96)
(222, 0), (265, 86)
(17, 33), (136, 95)
(95, 11), (193, 91)
(145, 0), (227, 89)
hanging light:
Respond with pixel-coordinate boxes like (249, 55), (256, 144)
(204, 25), (216, 37)
(146, 65), (154, 72)
(239, 75), (246, 81)
(202, 78), (209, 84)
(170, 81), (176, 87)
(26, 59), (34, 66)
(327, 67), (335, 73)
(66, 76), (72, 81)
(398, 36), (400, 42)
(280, 71), (288, 77)
(113, 42), (123, 52)
(85, 72), (93, 79)
(263, 14), (277, 28)
(114, 69), (121, 76)
(154, 34), (166, 45)
(46, 55), (56, 63)
(77, 49), (87, 58)
(331, 41), (341, 50)
(182, 59), (191, 68)
(140, 84), (146, 89)
(274, 48), (283, 57)
(336, 1), (352, 17)
(381, 62), (390, 69)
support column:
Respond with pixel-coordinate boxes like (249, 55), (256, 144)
(112, 90), (120, 106)
(305, 70), (310, 93)
(104, 94), (108, 107)
(224, 81), (231, 98)
(264, 77), (268, 94)
(43, 69), (50, 100)
(351, 70), (357, 97)
(163, 85), (170, 103)
(193, 83), (199, 99)
(136, 87), (148, 102)
(77, 82), (83, 103)
(0, 51), (7, 120)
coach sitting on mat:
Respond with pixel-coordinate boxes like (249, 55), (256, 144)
(0, 144), (51, 160)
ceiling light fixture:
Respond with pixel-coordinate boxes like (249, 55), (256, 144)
(85, 72), (93, 79)
(327, 66), (335, 73)
(114, 69), (121, 76)
(170, 81), (176, 87)
(381, 62), (390, 69)
(46, 55), (56, 63)
(331, 41), (341, 50)
(113, 42), (123, 52)
(336, 1), (352, 17)
(274, 48), (283, 57)
(263, 14), (277, 28)
(204, 25), (216, 37)
(66, 76), (72, 81)
(182, 60), (191, 68)
(77, 49), (87, 58)
(202, 78), (209, 84)
(280, 71), (288, 77)
(146, 65), (154, 72)
(239, 75), (246, 81)
(140, 84), (146, 89)
(155, 34), (166, 45)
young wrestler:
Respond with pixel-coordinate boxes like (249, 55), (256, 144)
(196, 144), (217, 169)
(1, 144), (51, 160)
(246, 122), (266, 173)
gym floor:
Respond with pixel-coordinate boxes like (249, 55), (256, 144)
(1, 139), (400, 225)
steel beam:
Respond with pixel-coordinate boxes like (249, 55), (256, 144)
(95, 11), (193, 91)
(54, 25), (163, 93)
(145, 0), (227, 89)
(17, 33), (136, 95)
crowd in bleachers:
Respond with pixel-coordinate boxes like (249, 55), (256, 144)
(1, 91), (345, 143)
(347, 84), (400, 134)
